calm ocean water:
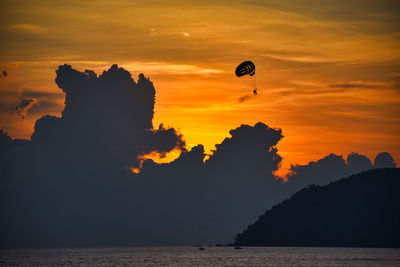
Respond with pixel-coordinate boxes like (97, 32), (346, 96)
(1, 246), (399, 266)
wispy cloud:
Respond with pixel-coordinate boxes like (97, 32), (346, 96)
(262, 54), (339, 64)
(121, 62), (224, 75)
(238, 94), (254, 103)
(289, 80), (397, 90)
(149, 28), (158, 36)
(329, 81), (392, 89)
(10, 24), (45, 33)
(14, 98), (37, 119)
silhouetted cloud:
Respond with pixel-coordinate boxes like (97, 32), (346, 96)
(286, 153), (348, 190)
(0, 64), (397, 248)
(347, 152), (373, 174)
(50, 64), (185, 169)
(206, 122), (282, 174)
(374, 152), (397, 168)
(1, 64), (289, 247)
(14, 98), (37, 119)
(286, 152), (395, 192)
(0, 130), (12, 148)
(137, 122), (285, 244)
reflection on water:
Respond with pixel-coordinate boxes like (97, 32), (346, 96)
(1, 246), (399, 266)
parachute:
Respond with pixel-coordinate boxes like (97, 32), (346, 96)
(235, 61), (257, 95)
(235, 61), (255, 77)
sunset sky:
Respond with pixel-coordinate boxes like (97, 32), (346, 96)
(1, 0), (399, 175)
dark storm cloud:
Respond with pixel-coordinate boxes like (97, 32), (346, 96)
(14, 98), (37, 119)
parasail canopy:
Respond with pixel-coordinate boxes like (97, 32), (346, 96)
(235, 61), (255, 77)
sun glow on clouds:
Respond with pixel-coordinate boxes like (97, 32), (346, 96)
(121, 62), (224, 75)
(5, 60), (225, 79)
(129, 148), (184, 174)
(1, 0), (399, 175)
(10, 24), (45, 33)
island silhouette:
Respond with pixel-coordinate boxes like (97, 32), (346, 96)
(234, 168), (400, 248)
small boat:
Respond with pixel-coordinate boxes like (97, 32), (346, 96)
(234, 246), (243, 249)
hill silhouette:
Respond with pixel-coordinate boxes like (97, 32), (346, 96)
(234, 168), (400, 248)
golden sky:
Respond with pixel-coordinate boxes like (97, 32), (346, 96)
(1, 0), (399, 175)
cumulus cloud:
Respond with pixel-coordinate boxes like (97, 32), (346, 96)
(374, 152), (397, 168)
(1, 64), (397, 248)
(50, 64), (185, 169)
(206, 122), (283, 174)
(138, 122), (286, 244)
(14, 98), (37, 119)
(347, 152), (373, 174)
(286, 151), (395, 192)
(286, 153), (348, 190)
(1, 64), (289, 247)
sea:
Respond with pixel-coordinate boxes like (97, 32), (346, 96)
(1, 246), (399, 266)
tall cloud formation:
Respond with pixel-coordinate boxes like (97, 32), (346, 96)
(32, 64), (185, 169)
(0, 64), (286, 248)
(0, 64), (397, 248)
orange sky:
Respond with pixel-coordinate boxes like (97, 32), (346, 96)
(0, 0), (399, 175)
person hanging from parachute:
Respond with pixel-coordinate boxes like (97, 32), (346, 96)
(235, 61), (257, 95)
